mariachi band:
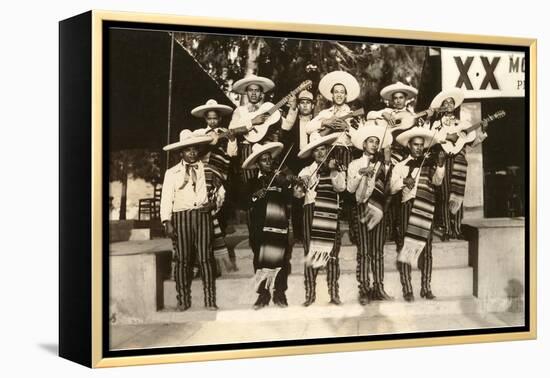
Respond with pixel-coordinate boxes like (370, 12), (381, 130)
(160, 70), (492, 311)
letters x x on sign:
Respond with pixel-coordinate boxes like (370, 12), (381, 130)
(454, 56), (500, 90)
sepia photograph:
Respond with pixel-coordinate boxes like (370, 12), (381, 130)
(103, 18), (530, 356)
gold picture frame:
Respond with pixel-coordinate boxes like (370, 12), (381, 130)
(59, 10), (537, 368)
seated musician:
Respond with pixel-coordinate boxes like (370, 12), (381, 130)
(242, 142), (294, 309)
(294, 133), (346, 306)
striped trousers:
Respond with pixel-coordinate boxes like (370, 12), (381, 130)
(435, 154), (464, 238)
(303, 203), (341, 301)
(395, 200), (433, 296)
(356, 210), (386, 296)
(171, 209), (216, 307)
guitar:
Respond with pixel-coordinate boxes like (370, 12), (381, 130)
(439, 110), (506, 155)
(319, 108), (365, 132)
(229, 80), (313, 143)
(370, 106), (446, 132)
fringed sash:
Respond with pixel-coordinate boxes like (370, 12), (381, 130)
(397, 164), (436, 267)
(357, 162), (386, 230)
(305, 174), (340, 268)
(204, 166), (235, 272)
(449, 150), (468, 214)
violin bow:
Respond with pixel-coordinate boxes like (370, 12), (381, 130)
(266, 143), (294, 189)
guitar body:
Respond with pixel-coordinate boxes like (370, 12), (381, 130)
(439, 126), (476, 155)
(390, 111), (418, 131)
(228, 102), (281, 143)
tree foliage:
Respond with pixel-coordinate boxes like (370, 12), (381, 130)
(175, 33), (427, 111)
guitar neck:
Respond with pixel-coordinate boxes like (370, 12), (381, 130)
(463, 114), (497, 134)
(266, 84), (309, 116)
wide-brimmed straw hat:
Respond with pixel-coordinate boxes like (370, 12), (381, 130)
(232, 75), (275, 95)
(241, 142), (284, 169)
(380, 81), (418, 101)
(351, 123), (393, 150)
(318, 71), (360, 103)
(297, 132), (340, 159)
(163, 129), (213, 151)
(395, 127), (438, 149)
(191, 99), (233, 118)
(430, 89), (465, 110)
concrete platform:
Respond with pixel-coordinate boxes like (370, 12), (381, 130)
(110, 307), (524, 350)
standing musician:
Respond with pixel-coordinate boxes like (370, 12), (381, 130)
(305, 70), (362, 245)
(281, 89), (316, 242)
(427, 89), (488, 241)
(347, 125), (393, 304)
(294, 133), (347, 306)
(390, 127), (446, 302)
(192, 99), (237, 273)
(228, 74), (277, 184)
(242, 142), (294, 309)
(305, 70), (361, 168)
(367, 82), (425, 243)
(160, 130), (225, 311)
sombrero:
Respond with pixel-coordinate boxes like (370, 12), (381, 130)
(351, 123), (393, 150)
(241, 142), (284, 169)
(318, 71), (360, 103)
(297, 132), (340, 159)
(163, 129), (213, 151)
(232, 74), (275, 95)
(380, 81), (418, 101)
(395, 127), (438, 149)
(430, 89), (465, 110)
(191, 99), (233, 118)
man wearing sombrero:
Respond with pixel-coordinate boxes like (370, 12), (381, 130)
(243, 142), (294, 309)
(228, 74), (277, 184)
(305, 70), (362, 245)
(389, 127), (446, 302)
(427, 89), (488, 241)
(305, 70), (361, 168)
(294, 133), (347, 306)
(347, 125), (393, 304)
(160, 130), (226, 311)
(192, 99), (237, 273)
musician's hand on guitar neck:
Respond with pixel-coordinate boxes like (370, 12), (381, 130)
(480, 119), (489, 133)
(251, 113), (270, 126)
(287, 94), (297, 110)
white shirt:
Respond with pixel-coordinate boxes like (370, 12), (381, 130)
(305, 104), (357, 147)
(160, 160), (226, 222)
(298, 161), (346, 205)
(390, 155), (445, 203)
(347, 154), (382, 203)
(281, 108), (313, 150)
(366, 106), (413, 120)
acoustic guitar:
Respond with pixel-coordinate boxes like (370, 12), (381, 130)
(229, 80), (313, 143)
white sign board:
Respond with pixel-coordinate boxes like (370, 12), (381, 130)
(441, 48), (525, 98)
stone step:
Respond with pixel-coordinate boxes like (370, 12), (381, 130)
(220, 239), (469, 277)
(154, 295), (481, 324)
(163, 266), (473, 309)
